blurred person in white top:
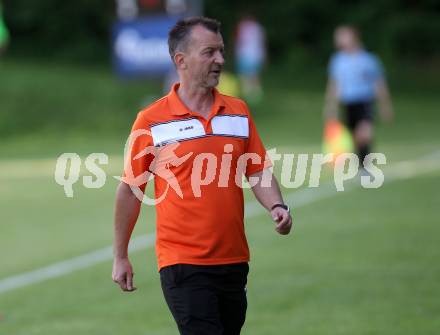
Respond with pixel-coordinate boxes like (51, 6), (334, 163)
(235, 15), (266, 103)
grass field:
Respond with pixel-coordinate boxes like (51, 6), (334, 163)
(0, 59), (439, 334)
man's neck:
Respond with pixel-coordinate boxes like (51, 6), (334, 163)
(177, 81), (214, 119)
(344, 45), (362, 54)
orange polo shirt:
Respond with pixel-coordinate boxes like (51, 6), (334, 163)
(123, 83), (271, 271)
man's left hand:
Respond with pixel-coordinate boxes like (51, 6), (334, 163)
(271, 207), (293, 235)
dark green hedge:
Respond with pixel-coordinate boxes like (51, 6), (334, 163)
(2, 0), (440, 64)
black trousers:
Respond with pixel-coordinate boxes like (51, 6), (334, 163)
(343, 101), (374, 131)
(160, 262), (249, 335)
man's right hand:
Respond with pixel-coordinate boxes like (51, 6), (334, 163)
(112, 257), (136, 292)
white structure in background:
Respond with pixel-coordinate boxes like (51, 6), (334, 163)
(166, 0), (187, 15)
(116, 0), (139, 20)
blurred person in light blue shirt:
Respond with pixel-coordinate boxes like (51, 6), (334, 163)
(329, 49), (383, 104)
(323, 25), (393, 168)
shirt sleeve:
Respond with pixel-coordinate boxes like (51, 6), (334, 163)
(244, 104), (273, 177)
(121, 112), (155, 190)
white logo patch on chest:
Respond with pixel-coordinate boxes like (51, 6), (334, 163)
(211, 115), (249, 138)
(151, 118), (205, 146)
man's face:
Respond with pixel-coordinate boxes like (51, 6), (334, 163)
(334, 28), (358, 51)
(178, 25), (225, 88)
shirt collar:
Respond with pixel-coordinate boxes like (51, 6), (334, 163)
(167, 82), (225, 117)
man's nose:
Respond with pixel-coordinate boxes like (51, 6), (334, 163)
(214, 50), (225, 66)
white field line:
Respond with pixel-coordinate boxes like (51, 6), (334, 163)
(0, 154), (439, 294)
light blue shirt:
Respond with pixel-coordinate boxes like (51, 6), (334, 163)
(329, 50), (383, 104)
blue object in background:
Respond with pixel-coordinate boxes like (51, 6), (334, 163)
(112, 15), (180, 78)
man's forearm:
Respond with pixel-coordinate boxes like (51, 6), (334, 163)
(250, 169), (285, 211)
(375, 79), (393, 121)
(113, 182), (142, 259)
(323, 79), (339, 120)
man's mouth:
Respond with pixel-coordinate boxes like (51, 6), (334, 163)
(209, 69), (221, 75)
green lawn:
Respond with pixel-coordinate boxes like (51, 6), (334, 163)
(0, 60), (439, 334)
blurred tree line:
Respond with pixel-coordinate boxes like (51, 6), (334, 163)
(2, 0), (440, 65)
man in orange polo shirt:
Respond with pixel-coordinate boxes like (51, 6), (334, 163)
(112, 17), (293, 335)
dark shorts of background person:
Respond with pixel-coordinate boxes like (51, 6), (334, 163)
(342, 101), (375, 131)
(160, 262), (249, 335)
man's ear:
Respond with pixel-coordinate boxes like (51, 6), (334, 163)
(174, 52), (187, 70)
